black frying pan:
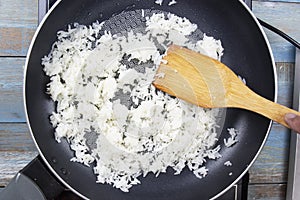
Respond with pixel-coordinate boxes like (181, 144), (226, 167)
(1, 0), (276, 199)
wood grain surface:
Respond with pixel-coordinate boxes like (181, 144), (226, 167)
(0, 0), (37, 56)
(0, 0), (299, 199)
(0, 58), (26, 122)
(253, 1), (300, 62)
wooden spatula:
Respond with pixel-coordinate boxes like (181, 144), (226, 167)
(153, 45), (300, 128)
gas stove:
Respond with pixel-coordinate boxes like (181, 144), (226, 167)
(38, 1), (251, 199)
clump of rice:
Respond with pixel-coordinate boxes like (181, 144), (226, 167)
(43, 11), (225, 192)
(224, 161), (232, 167)
(224, 128), (239, 147)
(155, 0), (163, 6)
(154, 0), (177, 6)
(168, 0), (177, 6)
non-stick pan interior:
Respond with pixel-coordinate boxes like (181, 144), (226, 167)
(25, 0), (275, 199)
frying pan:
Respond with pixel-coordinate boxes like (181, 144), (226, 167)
(0, 0), (276, 199)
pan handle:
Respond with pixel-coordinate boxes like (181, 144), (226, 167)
(258, 18), (300, 49)
(0, 173), (46, 200)
(0, 156), (65, 200)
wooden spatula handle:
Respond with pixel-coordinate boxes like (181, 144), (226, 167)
(229, 86), (300, 128)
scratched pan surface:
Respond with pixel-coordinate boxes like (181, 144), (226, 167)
(24, 0), (276, 199)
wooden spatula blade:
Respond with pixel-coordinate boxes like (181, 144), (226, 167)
(153, 45), (300, 129)
(153, 45), (230, 108)
(154, 63), (207, 107)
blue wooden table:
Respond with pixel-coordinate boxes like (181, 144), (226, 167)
(0, 0), (299, 199)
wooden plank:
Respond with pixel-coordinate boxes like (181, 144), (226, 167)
(276, 62), (294, 107)
(248, 183), (286, 200)
(0, 123), (35, 152)
(253, 1), (300, 62)
(0, 123), (37, 187)
(249, 62), (293, 184)
(277, 82), (293, 107)
(0, 0), (37, 57)
(0, 0), (37, 27)
(0, 58), (26, 122)
(250, 123), (290, 183)
(0, 27), (36, 56)
(0, 151), (38, 186)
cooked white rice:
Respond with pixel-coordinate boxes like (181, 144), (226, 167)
(154, 0), (177, 6)
(224, 161), (232, 167)
(155, 0), (163, 6)
(43, 12), (225, 192)
(168, 0), (177, 6)
(224, 128), (239, 147)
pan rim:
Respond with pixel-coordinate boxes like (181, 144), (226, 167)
(23, 0), (277, 199)
(23, 0), (88, 199)
(210, 0), (277, 199)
